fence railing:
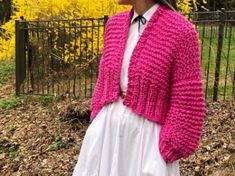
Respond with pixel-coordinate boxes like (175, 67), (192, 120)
(15, 10), (235, 102)
(16, 16), (109, 99)
(183, 9), (235, 102)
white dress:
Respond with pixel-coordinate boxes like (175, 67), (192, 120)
(72, 4), (180, 176)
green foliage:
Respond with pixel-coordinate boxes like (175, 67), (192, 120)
(8, 143), (20, 160)
(0, 94), (22, 110)
(0, 0), (206, 61)
(0, 61), (15, 85)
(38, 96), (53, 107)
(54, 95), (63, 102)
(48, 136), (64, 151)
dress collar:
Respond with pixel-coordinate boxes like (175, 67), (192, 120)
(131, 3), (160, 24)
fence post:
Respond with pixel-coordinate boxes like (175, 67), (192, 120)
(103, 15), (109, 27)
(15, 19), (27, 95)
(213, 8), (225, 101)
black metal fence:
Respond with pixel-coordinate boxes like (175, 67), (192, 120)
(15, 10), (235, 102)
(183, 9), (235, 102)
(16, 16), (109, 99)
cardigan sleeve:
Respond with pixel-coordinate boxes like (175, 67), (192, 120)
(90, 18), (111, 122)
(158, 24), (206, 163)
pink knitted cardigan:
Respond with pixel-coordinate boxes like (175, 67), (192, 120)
(90, 5), (206, 163)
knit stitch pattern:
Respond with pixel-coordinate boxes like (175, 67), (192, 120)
(90, 5), (206, 163)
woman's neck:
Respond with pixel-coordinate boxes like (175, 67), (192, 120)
(132, 0), (157, 15)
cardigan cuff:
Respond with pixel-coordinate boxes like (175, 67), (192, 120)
(159, 138), (182, 163)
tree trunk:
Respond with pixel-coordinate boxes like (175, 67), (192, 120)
(0, 0), (12, 24)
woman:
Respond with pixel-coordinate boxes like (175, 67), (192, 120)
(72, 0), (206, 175)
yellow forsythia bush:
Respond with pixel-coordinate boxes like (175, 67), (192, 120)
(0, 0), (206, 61)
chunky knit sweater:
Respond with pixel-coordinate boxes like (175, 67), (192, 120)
(90, 4), (206, 163)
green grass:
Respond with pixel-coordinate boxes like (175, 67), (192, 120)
(0, 94), (60, 110)
(197, 25), (235, 101)
(0, 94), (22, 110)
(48, 136), (64, 151)
(204, 85), (234, 101)
(8, 143), (20, 160)
(0, 60), (15, 85)
(0, 140), (20, 160)
(38, 96), (54, 107)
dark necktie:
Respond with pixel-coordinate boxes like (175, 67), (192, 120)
(133, 15), (147, 36)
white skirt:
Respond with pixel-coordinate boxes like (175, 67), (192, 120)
(72, 95), (180, 176)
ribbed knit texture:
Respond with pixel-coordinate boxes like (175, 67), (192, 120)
(90, 5), (206, 163)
